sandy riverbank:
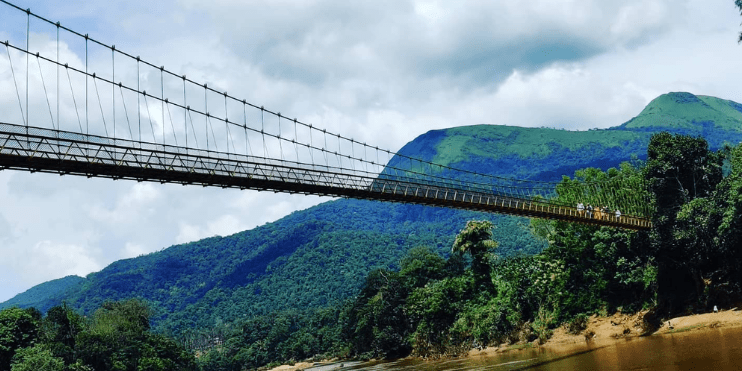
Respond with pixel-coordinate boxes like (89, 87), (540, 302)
(267, 309), (742, 370)
(467, 308), (742, 358)
(266, 360), (357, 371)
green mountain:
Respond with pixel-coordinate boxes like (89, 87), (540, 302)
(3, 92), (742, 335)
(623, 92), (742, 131)
(0, 275), (84, 310)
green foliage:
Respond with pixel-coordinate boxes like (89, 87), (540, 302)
(0, 307), (40, 371)
(645, 132), (726, 311)
(0, 277), (84, 313)
(406, 275), (474, 356)
(661, 141), (742, 309)
(40, 303), (85, 365)
(10, 344), (64, 371)
(72, 299), (198, 371)
(554, 161), (651, 218)
(196, 138), (742, 366)
(5, 199), (542, 340)
(431, 125), (641, 168)
(196, 305), (346, 370)
(452, 221), (498, 290)
(399, 246), (447, 288)
(0, 301), (196, 371)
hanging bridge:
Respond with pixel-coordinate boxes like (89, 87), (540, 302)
(0, 1), (651, 230)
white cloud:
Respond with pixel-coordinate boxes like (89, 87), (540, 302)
(88, 183), (161, 224)
(122, 242), (151, 258)
(17, 240), (101, 284)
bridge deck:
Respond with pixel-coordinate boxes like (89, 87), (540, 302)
(0, 122), (651, 230)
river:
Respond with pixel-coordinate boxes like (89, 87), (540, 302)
(309, 326), (742, 370)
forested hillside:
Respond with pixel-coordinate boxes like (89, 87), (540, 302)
(3, 91), (742, 339)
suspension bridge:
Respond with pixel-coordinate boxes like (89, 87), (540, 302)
(0, 2), (651, 230)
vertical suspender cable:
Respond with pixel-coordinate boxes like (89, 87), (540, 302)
(183, 76), (187, 148)
(225, 93), (229, 154)
(278, 114), (284, 161)
(261, 107), (267, 159)
(376, 147), (380, 173)
(205, 84), (209, 151)
(308, 124), (314, 165)
(6, 43), (26, 125)
(119, 85), (133, 140)
(224, 93), (228, 154)
(187, 108), (198, 149)
(64, 66), (82, 133)
(224, 93), (234, 155)
(36, 55), (55, 130)
(247, 99), (252, 156)
(137, 57), (141, 145)
(350, 140), (355, 173)
(166, 101), (178, 146)
(323, 130), (328, 168)
(25, 9), (29, 130)
(161, 67), (165, 146)
(112, 46), (116, 141)
(85, 35), (88, 138)
(142, 91), (155, 142)
(337, 134), (342, 170)
(294, 119), (299, 163)
(56, 23), (59, 133)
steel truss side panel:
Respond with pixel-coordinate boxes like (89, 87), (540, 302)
(0, 123), (651, 230)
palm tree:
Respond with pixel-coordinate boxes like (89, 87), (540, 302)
(452, 220), (498, 291)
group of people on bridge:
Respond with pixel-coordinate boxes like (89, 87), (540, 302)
(576, 202), (620, 220)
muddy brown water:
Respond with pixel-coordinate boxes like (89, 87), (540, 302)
(310, 326), (742, 370)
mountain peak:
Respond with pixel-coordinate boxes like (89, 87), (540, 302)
(621, 92), (742, 131)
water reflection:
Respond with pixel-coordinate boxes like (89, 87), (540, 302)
(330, 326), (742, 370)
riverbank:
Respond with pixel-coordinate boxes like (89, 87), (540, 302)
(467, 308), (742, 358)
(265, 309), (742, 370)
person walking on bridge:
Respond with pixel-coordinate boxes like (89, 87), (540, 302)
(577, 202), (584, 217)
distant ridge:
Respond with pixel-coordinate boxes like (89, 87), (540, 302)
(1, 275), (84, 309)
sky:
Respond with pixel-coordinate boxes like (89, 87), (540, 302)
(0, 0), (741, 302)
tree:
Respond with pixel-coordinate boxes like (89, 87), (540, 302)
(644, 132), (724, 313)
(737, 0), (742, 42)
(75, 299), (197, 371)
(677, 143), (742, 308)
(0, 307), (40, 371)
(9, 345), (64, 371)
(39, 304), (85, 365)
(534, 162), (655, 317)
(398, 246), (446, 288)
(452, 220), (498, 291)
(344, 268), (411, 359)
